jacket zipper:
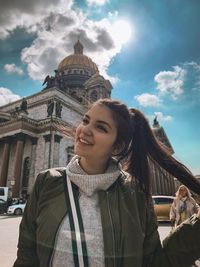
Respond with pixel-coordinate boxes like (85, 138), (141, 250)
(48, 212), (68, 267)
(106, 191), (116, 267)
(49, 186), (81, 266)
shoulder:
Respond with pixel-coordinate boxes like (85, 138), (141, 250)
(119, 170), (142, 190)
(38, 167), (66, 178)
(118, 170), (147, 202)
(118, 170), (135, 190)
(189, 197), (198, 205)
(35, 167), (66, 188)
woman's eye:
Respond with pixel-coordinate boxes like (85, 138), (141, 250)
(97, 125), (107, 132)
(82, 118), (89, 124)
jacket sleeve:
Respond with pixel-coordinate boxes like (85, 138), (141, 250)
(191, 197), (199, 213)
(142, 198), (200, 267)
(162, 214), (200, 266)
(13, 172), (46, 267)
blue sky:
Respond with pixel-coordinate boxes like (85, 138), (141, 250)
(0, 0), (200, 174)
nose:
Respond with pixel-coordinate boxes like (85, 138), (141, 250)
(81, 123), (92, 136)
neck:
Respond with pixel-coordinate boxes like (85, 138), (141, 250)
(79, 157), (110, 174)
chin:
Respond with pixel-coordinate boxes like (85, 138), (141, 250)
(74, 147), (86, 157)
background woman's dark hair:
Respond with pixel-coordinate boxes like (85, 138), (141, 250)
(94, 98), (200, 197)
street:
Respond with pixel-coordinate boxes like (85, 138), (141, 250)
(0, 215), (21, 267)
(0, 215), (199, 267)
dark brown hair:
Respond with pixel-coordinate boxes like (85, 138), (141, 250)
(94, 98), (200, 196)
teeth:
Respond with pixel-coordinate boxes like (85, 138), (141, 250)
(79, 138), (91, 145)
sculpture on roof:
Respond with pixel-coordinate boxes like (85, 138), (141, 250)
(20, 98), (28, 114)
(42, 70), (62, 90)
(153, 115), (159, 127)
(42, 75), (56, 89)
(10, 98), (28, 118)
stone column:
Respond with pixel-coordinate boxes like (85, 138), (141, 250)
(28, 137), (38, 193)
(53, 135), (63, 167)
(12, 134), (26, 197)
(0, 138), (11, 186)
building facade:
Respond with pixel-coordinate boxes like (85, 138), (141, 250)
(0, 40), (175, 198)
(151, 117), (176, 195)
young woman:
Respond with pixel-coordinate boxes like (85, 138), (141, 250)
(13, 98), (200, 267)
(170, 185), (199, 227)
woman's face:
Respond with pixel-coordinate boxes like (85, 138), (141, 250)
(179, 186), (187, 197)
(74, 104), (118, 164)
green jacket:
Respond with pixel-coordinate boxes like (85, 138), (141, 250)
(13, 168), (200, 267)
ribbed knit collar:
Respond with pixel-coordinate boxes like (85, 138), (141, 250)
(66, 155), (121, 196)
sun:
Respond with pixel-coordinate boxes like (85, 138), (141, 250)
(112, 19), (132, 44)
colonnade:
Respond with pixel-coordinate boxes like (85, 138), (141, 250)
(0, 134), (35, 197)
(0, 132), (63, 197)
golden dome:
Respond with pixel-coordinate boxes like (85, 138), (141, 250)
(58, 40), (99, 74)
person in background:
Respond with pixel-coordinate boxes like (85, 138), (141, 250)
(170, 185), (199, 227)
(13, 98), (200, 267)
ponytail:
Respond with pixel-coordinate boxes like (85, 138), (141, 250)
(126, 108), (200, 196)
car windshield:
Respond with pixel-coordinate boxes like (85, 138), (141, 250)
(11, 200), (26, 205)
(153, 197), (174, 205)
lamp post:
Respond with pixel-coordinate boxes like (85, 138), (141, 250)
(48, 114), (52, 169)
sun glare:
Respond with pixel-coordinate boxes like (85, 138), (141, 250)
(112, 19), (132, 44)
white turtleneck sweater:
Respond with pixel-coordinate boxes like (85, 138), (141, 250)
(51, 155), (121, 267)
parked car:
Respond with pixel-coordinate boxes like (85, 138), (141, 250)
(7, 202), (26, 215)
(152, 195), (175, 221)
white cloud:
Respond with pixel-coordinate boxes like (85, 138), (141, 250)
(154, 111), (173, 122)
(19, 8), (131, 83)
(86, 0), (108, 6)
(154, 66), (186, 100)
(0, 0), (73, 39)
(0, 87), (21, 106)
(0, 1), (132, 84)
(134, 93), (162, 107)
(4, 64), (24, 75)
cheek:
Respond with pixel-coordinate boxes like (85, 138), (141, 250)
(75, 125), (81, 138)
(103, 135), (117, 150)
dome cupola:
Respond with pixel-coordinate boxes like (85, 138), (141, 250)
(58, 40), (99, 75)
(42, 40), (111, 104)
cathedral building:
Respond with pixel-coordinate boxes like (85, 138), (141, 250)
(0, 40), (175, 198)
(150, 117), (175, 195)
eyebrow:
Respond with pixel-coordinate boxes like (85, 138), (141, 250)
(84, 114), (112, 129)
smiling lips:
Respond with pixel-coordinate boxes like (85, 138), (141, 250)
(78, 138), (93, 145)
